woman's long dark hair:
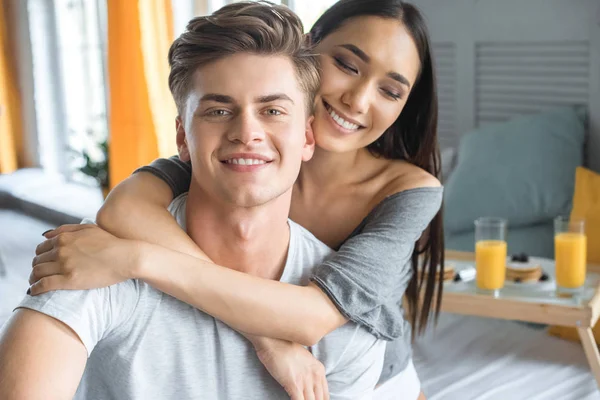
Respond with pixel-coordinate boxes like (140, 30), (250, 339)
(310, 0), (444, 336)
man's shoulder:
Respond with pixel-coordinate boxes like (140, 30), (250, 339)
(288, 219), (333, 255)
(15, 280), (143, 356)
(288, 219), (334, 265)
(17, 280), (143, 320)
(168, 193), (188, 229)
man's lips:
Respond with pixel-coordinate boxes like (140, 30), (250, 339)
(220, 153), (273, 171)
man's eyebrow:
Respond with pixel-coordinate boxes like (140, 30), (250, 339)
(200, 94), (234, 103)
(256, 93), (294, 104)
(338, 44), (412, 89)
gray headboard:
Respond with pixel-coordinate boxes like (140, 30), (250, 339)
(413, 0), (600, 172)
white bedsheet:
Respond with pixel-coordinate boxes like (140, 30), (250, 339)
(411, 313), (600, 400)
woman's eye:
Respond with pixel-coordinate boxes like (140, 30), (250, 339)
(382, 89), (403, 101)
(333, 56), (358, 74)
(381, 88), (402, 101)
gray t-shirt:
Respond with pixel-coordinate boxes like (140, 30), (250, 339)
(17, 194), (385, 400)
(136, 157), (444, 382)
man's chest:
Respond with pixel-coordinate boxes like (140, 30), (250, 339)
(85, 297), (287, 398)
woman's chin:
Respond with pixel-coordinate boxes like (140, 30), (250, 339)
(313, 132), (354, 153)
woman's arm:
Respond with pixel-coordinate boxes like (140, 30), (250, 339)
(132, 188), (443, 343)
(135, 243), (346, 346)
(97, 171), (209, 261)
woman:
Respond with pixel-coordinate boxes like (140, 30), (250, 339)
(31, 1), (443, 398)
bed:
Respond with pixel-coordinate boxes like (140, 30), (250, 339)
(397, 0), (600, 399)
(412, 314), (600, 399)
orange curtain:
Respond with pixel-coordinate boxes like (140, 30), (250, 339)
(107, 0), (177, 188)
(0, 0), (23, 173)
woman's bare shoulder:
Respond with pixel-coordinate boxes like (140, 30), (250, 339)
(379, 159), (441, 198)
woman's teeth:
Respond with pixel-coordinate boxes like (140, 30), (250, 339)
(226, 159), (266, 165)
(327, 107), (360, 131)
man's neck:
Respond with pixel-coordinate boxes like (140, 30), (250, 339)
(185, 184), (291, 280)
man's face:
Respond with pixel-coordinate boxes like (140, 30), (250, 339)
(177, 53), (315, 208)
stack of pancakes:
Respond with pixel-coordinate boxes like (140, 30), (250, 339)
(506, 253), (543, 283)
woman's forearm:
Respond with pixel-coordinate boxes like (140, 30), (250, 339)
(97, 173), (209, 261)
(135, 242), (347, 346)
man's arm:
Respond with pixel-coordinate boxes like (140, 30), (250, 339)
(0, 309), (87, 400)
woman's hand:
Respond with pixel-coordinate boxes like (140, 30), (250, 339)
(251, 336), (329, 400)
(29, 224), (140, 295)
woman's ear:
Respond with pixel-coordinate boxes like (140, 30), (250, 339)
(176, 116), (191, 162)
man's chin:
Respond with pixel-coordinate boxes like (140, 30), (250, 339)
(223, 192), (274, 209)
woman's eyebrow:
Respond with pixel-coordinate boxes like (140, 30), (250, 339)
(388, 72), (411, 89)
(337, 44), (370, 63)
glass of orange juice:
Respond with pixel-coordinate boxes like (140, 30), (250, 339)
(475, 217), (508, 296)
(554, 216), (586, 295)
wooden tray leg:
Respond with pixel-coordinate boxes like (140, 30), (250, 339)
(577, 327), (600, 388)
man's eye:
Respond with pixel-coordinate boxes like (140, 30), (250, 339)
(209, 109), (229, 116)
(265, 109), (282, 116)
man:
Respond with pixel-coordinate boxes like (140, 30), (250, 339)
(0, 2), (385, 399)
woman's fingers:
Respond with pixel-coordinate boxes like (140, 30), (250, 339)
(36, 230), (74, 255)
(33, 247), (59, 266)
(28, 274), (67, 295)
(303, 381), (316, 400)
(320, 375), (329, 400)
(289, 388), (303, 400)
(29, 262), (62, 285)
(43, 224), (94, 239)
(35, 238), (56, 256)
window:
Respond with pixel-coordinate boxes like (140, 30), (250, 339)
(27, 0), (108, 182)
(172, 0), (337, 35)
(290, 0), (337, 31)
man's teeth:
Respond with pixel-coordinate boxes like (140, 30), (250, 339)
(226, 158), (267, 165)
(328, 107), (359, 130)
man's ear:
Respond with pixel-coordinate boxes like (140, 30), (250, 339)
(176, 116), (191, 162)
(301, 116), (316, 162)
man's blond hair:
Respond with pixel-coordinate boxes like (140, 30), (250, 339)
(168, 1), (320, 116)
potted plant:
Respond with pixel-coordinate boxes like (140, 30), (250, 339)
(79, 138), (109, 198)
(69, 123), (110, 198)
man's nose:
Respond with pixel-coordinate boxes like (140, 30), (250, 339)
(227, 111), (265, 144)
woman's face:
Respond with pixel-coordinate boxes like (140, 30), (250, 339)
(312, 16), (421, 153)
